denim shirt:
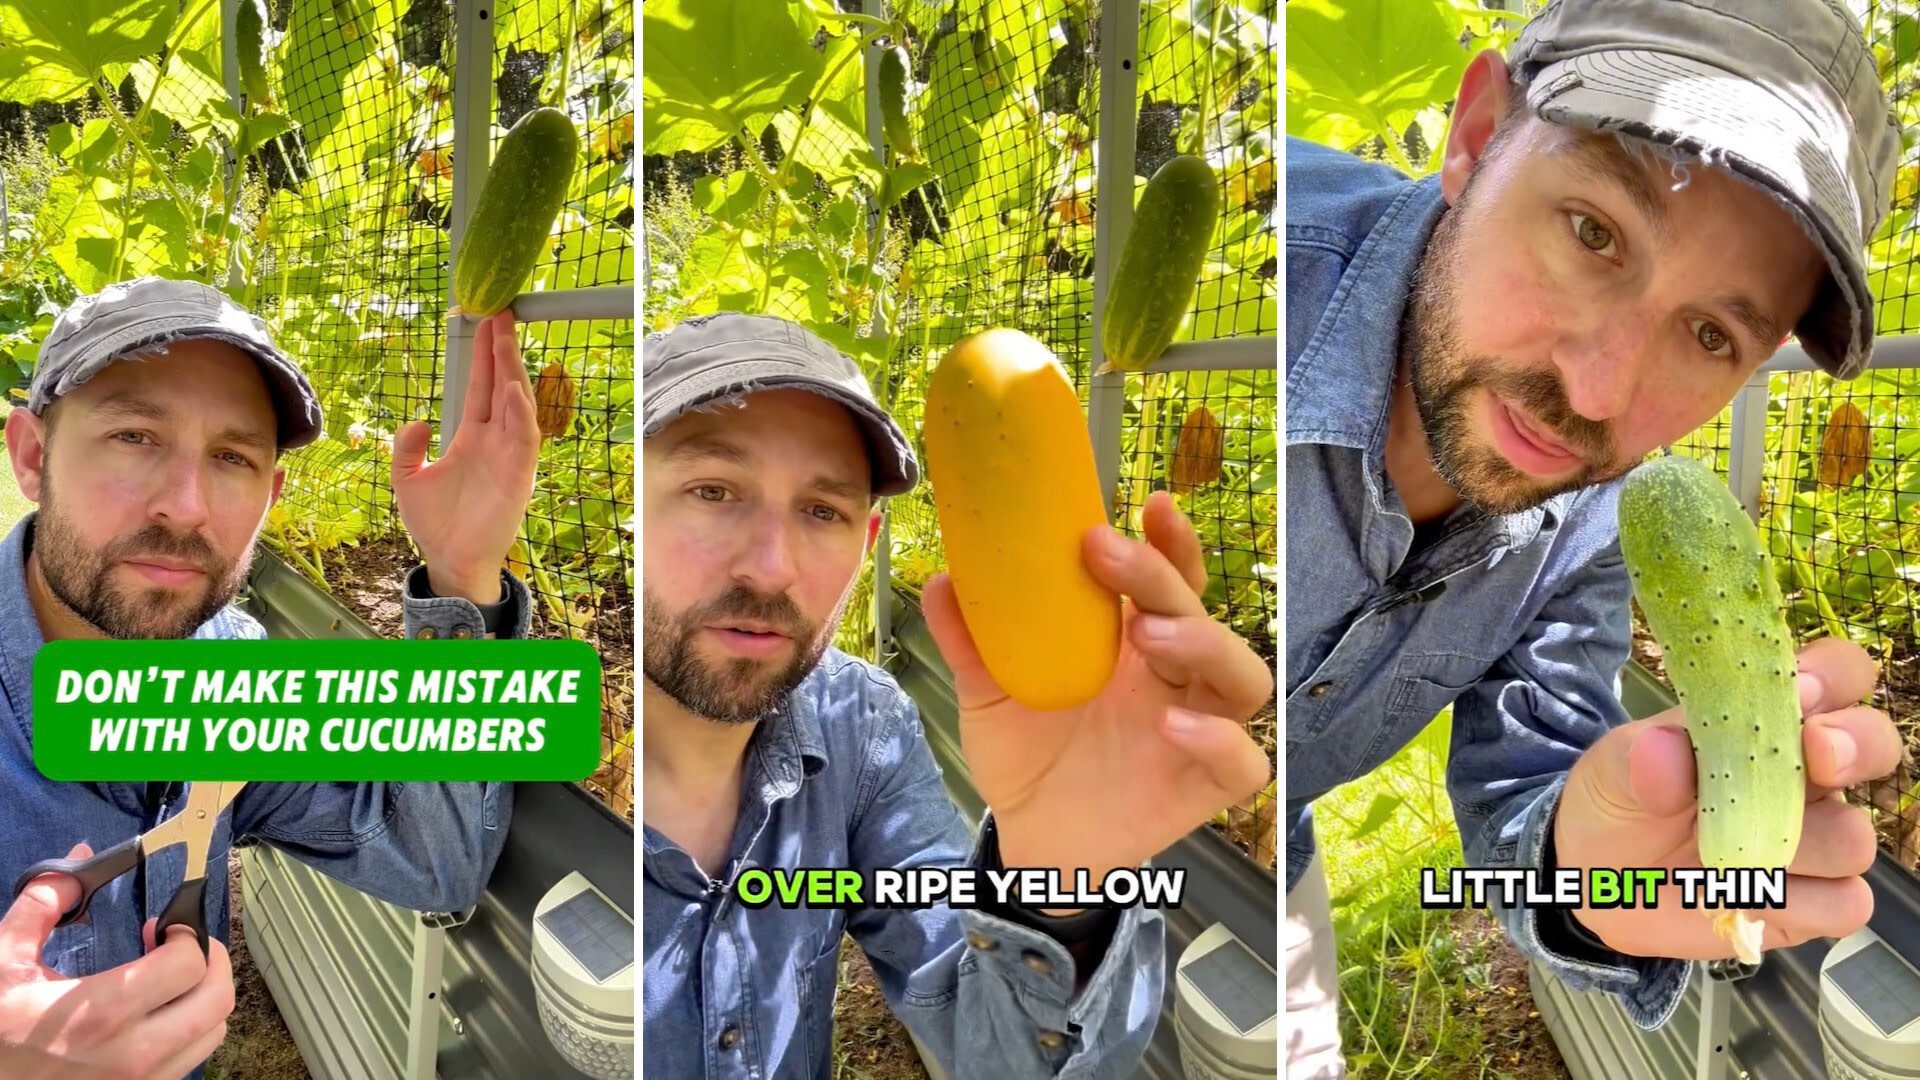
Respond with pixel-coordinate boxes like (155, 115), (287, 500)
(1284, 137), (1692, 1030)
(0, 511), (531, 1079)
(642, 649), (1166, 1079)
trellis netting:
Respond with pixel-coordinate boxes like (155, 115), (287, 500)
(643, 0), (1279, 870)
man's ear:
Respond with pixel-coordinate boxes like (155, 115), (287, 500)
(4, 407), (47, 504)
(865, 508), (882, 554)
(1439, 49), (1516, 205)
(270, 464), (286, 506)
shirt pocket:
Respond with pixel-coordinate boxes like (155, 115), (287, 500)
(1329, 652), (1495, 785)
(795, 930), (843, 1076)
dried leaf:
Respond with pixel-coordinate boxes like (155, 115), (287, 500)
(535, 360), (577, 440)
(1819, 402), (1870, 487)
(1170, 405), (1224, 494)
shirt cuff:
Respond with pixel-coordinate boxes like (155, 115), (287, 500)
(400, 566), (532, 640)
(1492, 776), (1693, 1031)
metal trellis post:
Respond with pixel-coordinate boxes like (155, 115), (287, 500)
(444, 0), (495, 445)
(1090, 0), (1141, 521)
(864, 0), (894, 663)
(1727, 371), (1770, 524)
(219, 0), (244, 289)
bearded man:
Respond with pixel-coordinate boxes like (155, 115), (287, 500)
(640, 312), (1274, 1078)
(1286, 1), (1910, 1076)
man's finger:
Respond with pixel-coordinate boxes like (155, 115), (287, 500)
(1130, 613), (1272, 718)
(0, 843), (88, 965)
(1141, 491), (1207, 597)
(1162, 707), (1270, 809)
(1801, 705), (1903, 800)
(462, 316), (498, 426)
(1083, 524), (1208, 621)
(1795, 636), (1879, 715)
(390, 420), (433, 481)
(919, 573), (1010, 710)
(93, 922), (214, 1017)
(133, 936), (235, 1077)
(1785, 795), (1878, 879)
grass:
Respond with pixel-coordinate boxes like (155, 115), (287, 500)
(1316, 708), (1572, 1080)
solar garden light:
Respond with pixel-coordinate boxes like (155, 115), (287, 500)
(1174, 922), (1277, 1078)
(531, 872), (635, 1078)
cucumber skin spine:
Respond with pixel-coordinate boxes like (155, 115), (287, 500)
(1617, 454), (1804, 872)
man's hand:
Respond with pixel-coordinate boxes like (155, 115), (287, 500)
(392, 312), (541, 605)
(921, 490), (1273, 904)
(0, 845), (235, 1079)
(1555, 637), (1901, 960)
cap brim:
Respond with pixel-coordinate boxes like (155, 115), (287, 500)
(644, 366), (920, 498)
(1526, 49), (1872, 377)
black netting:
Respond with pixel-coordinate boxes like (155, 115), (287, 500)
(258, 0), (633, 819)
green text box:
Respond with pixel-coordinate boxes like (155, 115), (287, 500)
(32, 639), (604, 781)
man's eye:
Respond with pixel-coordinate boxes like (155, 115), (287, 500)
(1571, 212), (1616, 255)
(809, 504), (843, 522)
(692, 485), (729, 502)
(114, 431), (152, 445)
(221, 452), (254, 467)
(1695, 320), (1735, 359)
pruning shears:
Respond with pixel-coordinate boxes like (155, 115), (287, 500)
(9, 781), (247, 957)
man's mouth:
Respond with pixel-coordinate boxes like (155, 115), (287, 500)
(707, 621), (795, 657)
(1490, 394), (1582, 475)
(123, 558), (207, 587)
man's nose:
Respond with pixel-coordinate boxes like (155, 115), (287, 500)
(1555, 314), (1653, 423)
(734, 508), (800, 595)
(148, 455), (214, 531)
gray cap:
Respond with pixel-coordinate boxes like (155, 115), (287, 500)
(642, 313), (919, 497)
(28, 276), (323, 449)
(1509, 0), (1901, 379)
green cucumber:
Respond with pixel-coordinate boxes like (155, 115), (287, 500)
(1618, 453), (1806, 964)
(878, 45), (916, 161)
(1100, 154), (1220, 373)
(452, 107), (579, 318)
(235, 0), (273, 109)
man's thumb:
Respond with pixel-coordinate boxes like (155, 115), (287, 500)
(0, 844), (88, 964)
(1609, 721), (1698, 819)
(390, 420), (433, 478)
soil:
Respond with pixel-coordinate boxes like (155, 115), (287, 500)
(205, 849), (310, 1080)
(831, 938), (933, 1080)
(1442, 907), (1575, 1080)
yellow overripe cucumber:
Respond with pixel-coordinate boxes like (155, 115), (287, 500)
(924, 329), (1121, 710)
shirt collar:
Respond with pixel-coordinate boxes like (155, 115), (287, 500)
(1286, 172), (1448, 458)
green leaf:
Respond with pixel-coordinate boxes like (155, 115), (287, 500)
(693, 170), (764, 224)
(879, 161), (933, 210)
(0, 0), (174, 103)
(1284, 0), (1467, 158)
(641, 0), (825, 155)
(238, 112), (294, 158)
(133, 54), (236, 144)
(771, 98), (881, 191)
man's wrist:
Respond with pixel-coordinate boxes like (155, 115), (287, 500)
(426, 566), (507, 607)
(976, 816), (1121, 947)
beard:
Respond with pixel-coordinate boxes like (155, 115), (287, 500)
(1400, 187), (1624, 515)
(642, 578), (853, 725)
(34, 470), (249, 639)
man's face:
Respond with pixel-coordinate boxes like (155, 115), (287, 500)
(642, 388), (875, 724)
(1407, 107), (1828, 514)
(7, 339), (284, 638)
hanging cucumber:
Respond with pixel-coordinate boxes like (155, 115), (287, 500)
(1617, 453), (1807, 965)
(1099, 154), (1220, 373)
(877, 44), (918, 162)
(452, 107), (580, 318)
(235, 0), (274, 110)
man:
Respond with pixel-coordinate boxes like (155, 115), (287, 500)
(0, 276), (543, 1079)
(1286, 0), (1911, 1075)
(641, 312), (1273, 1078)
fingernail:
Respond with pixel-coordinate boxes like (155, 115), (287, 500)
(1139, 615), (1176, 641)
(1828, 729), (1856, 771)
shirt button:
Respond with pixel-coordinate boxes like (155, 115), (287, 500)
(1021, 950), (1053, 976)
(416, 627), (438, 640)
(966, 930), (998, 951)
(1309, 681), (1332, 698)
(451, 626), (472, 639)
(719, 1026), (741, 1050)
(1037, 1030), (1067, 1051)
